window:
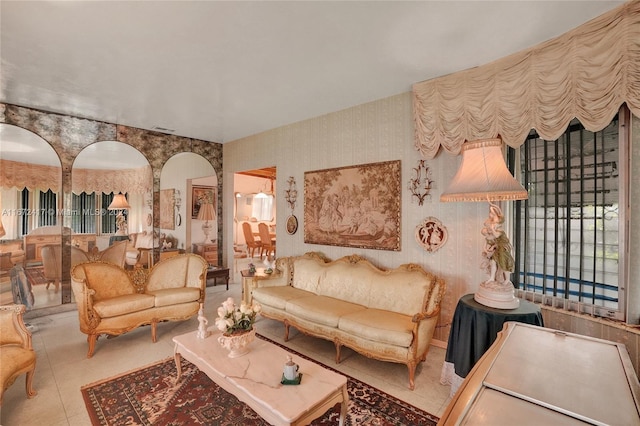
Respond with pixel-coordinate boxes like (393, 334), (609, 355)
(513, 111), (628, 321)
(70, 192), (124, 235)
(19, 188), (57, 236)
(71, 192), (96, 233)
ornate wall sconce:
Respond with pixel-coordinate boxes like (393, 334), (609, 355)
(174, 190), (182, 226)
(408, 159), (433, 206)
(284, 176), (298, 212)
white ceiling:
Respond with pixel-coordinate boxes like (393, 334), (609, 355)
(0, 0), (624, 144)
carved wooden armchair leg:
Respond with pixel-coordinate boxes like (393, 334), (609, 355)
(407, 362), (417, 390)
(283, 320), (291, 341)
(86, 334), (98, 358)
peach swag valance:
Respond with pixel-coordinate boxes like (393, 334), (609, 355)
(0, 159), (62, 192)
(412, 0), (640, 158)
(72, 165), (152, 195)
(0, 159), (151, 195)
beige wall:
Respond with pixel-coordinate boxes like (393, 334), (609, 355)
(224, 92), (491, 343)
(223, 93), (640, 357)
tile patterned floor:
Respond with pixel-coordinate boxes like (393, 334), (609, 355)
(0, 258), (452, 425)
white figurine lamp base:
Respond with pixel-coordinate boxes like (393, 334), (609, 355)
(474, 280), (519, 309)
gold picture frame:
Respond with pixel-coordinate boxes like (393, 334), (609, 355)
(304, 160), (401, 251)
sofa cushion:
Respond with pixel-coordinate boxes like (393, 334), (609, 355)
(252, 286), (313, 310)
(338, 308), (415, 347)
(316, 262), (372, 307)
(285, 295), (366, 328)
(148, 287), (200, 307)
(291, 258), (325, 293)
(81, 264), (137, 301)
(93, 294), (155, 318)
(366, 270), (432, 315)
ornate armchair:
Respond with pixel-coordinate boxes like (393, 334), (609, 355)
(125, 231), (156, 268)
(0, 304), (37, 405)
(41, 241), (129, 292)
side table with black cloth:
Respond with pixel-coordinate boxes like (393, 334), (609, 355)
(441, 293), (543, 396)
(109, 235), (129, 246)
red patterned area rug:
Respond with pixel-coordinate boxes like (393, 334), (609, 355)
(81, 335), (439, 426)
(24, 266), (47, 286)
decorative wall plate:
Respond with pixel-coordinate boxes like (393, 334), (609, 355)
(415, 216), (448, 253)
(286, 215), (298, 235)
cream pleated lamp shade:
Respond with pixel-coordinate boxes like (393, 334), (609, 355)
(440, 138), (528, 202)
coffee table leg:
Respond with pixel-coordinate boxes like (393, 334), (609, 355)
(339, 384), (348, 426)
(174, 351), (183, 382)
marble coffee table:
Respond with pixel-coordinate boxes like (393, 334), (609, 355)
(173, 329), (348, 426)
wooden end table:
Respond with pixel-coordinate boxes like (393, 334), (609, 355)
(206, 266), (230, 289)
(173, 329), (348, 425)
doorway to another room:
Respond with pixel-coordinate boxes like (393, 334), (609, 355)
(233, 167), (276, 281)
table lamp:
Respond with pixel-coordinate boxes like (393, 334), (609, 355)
(440, 138), (528, 309)
(197, 203), (216, 243)
(108, 193), (131, 236)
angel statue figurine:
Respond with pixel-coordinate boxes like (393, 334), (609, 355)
(197, 303), (210, 339)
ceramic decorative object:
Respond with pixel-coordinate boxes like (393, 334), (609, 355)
(415, 216), (448, 253)
(214, 297), (261, 357)
(196, 303), (210, 339)
(218, 328), (256, 358)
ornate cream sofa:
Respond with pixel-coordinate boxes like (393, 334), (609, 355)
(71, 253), (208, 357)
(251, 252), (446, 390)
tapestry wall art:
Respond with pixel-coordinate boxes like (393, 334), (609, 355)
(304, 160), (401, 251)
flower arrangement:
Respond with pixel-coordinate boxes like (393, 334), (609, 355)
(215, 297), (261, 335)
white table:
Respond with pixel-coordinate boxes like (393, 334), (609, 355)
(173, 329), (348, 426)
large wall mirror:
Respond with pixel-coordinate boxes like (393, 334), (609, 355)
(160, 152), (216, 261)
(0, 123), (63, 310)
(72, 141), (152, 249)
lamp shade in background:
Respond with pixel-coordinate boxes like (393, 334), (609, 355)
(441, 138), (528, 309)
(108, 193), (131, 210)
(197, 203), (215, 244)
(108, 193), (131, 235)
(197, 203), (215, 221)
(440, 138), (527, 203)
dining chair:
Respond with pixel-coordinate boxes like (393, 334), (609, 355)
(258, 222), (276, 259)
(242, 222), (262, 258)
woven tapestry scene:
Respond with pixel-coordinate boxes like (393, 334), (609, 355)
(81, 335), (438, 426)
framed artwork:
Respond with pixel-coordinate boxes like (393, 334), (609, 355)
(191, 185), (216, 219)
(159, 189), (175, 230)
(304, 160), (401, 251)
